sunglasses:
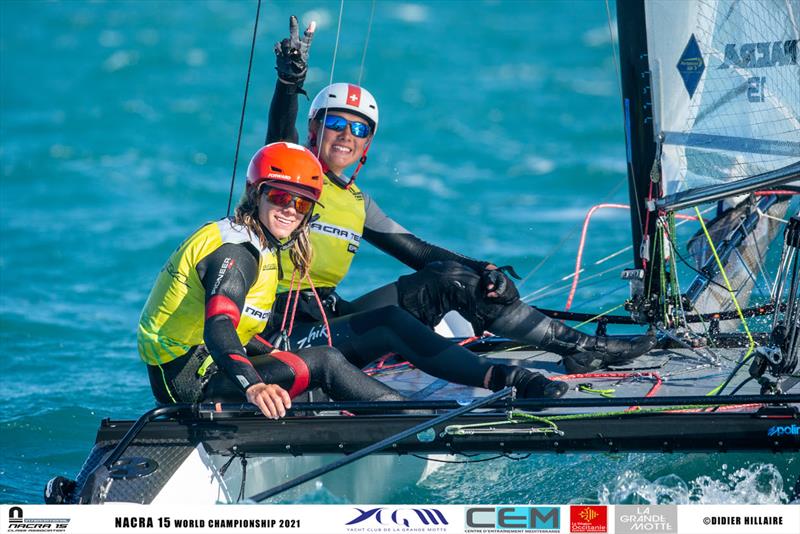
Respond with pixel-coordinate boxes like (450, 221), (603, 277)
(263, 188), (315, 215)
(323, 115), (371, 138)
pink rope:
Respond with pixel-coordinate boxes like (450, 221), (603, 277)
(754, 190), (798, 196)
(304, 272), (333, 347)
(565, 204), (630, 310)
(552, 371), (663, 411)
(279, 270), (297, 333)
(287, 276), (301, 336)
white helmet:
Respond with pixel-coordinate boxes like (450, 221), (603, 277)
(308, 83), (379, 135)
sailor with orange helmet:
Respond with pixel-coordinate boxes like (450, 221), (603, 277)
(263, 18), (654, 392)
(137, 142), (406, 419)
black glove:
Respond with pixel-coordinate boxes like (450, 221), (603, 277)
(274, 15), (314, 90)
(481, 268), (519, 304)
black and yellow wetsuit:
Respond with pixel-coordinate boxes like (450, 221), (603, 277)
(138, 217), (404, 405)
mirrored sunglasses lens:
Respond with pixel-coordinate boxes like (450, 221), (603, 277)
(294, 198), (313, 214)
(266, 190), (292, 207)
(349, 122), (370, 138)
(324, 115), (347, 131)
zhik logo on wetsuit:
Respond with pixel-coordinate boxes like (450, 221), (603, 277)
(295, 324), (328, 349)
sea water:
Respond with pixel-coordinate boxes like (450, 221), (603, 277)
(0, 0), (797, 504)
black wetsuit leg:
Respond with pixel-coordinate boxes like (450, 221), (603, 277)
(202, 346), (404, 402)
(148, 345), (404, 404)
(347, 282), (400, 312)
(284, 306), (492, 388)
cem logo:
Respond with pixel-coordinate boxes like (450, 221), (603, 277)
(7, 507), (70, 533)
(465, 506), (560, 531)
(346, 507), (448, 528)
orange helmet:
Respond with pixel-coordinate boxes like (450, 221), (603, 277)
(246, 142), (323, 201)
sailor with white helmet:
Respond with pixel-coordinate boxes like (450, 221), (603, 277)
(263, 17), (654, 394)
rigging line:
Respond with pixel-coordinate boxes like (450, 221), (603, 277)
(357, 0), (376, 86)
(226, 0), (263, 217)
(748, 213), (779, 297)
(565, 203), (629, 310)
(574, 303), (627, 328)
(517, 177), (627, 289)
(732, 246), (771, 299)
(663, 226), (730, 292)
(315, 0), (347, 156)
(570, 283), (627, 312)
(667, 215), (690, 329)
(756, 204), (792, 224)
(694, 205), (757, 396)
(587, 207), (712, 268)
(521, 260), (630, 302)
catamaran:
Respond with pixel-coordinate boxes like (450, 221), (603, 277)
(45, 0), (798, 504)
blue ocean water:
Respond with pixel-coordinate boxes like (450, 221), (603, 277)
(0, 0), (796, 504)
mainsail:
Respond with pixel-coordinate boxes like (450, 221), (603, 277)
(644, 0), (800, 197)
(617, 0), (800, 329)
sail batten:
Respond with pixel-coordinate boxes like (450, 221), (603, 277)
(662, 132), (800, 157)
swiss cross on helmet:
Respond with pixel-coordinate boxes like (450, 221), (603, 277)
(246, 142), (323, 201)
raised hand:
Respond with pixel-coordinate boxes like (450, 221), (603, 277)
(274, 15), (316, 85)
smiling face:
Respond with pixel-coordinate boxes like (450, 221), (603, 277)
(310, 111), (372, 175)
(257, 188), (304, 239)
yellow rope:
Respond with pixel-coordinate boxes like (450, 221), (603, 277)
(575, 303), (627, 328)
(693, 206), (756, 395)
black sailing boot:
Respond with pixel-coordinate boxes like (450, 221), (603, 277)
(488, 301), (657, 374)
(489, 364), (569, 399)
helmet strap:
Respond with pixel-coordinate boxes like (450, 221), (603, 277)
(345, 140), (372, 189)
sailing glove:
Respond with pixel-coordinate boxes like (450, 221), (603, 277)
(274, 15), (314, 92)
(481, 268), (519, 304)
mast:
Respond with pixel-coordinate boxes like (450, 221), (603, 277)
(616, 0), (659, 300)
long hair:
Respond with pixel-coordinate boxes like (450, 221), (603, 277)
(233, 185), (314, 279)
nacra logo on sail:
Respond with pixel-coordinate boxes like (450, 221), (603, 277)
(719, 39), (797, 69)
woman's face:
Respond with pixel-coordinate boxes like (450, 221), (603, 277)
(310, 111), (372, 175)
(258, 188), (305, 239)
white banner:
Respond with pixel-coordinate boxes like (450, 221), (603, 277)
(1, 504), (798, 534)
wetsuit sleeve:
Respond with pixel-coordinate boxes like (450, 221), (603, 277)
(265, 79), (301, 144)
(196, 243), (265, 393)
(361, 192), (490, 273)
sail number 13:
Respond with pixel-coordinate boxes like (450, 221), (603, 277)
(747, 76), (766, 102)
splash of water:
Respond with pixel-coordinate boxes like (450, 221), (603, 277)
(599, 463), (790, 504)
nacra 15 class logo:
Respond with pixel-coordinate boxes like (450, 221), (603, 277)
(7, 507), (70, 533)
